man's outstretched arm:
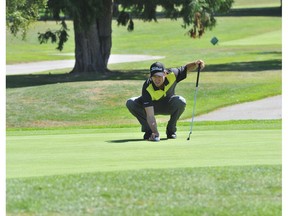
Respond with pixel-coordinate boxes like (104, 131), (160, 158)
(145, 106), (160, 140)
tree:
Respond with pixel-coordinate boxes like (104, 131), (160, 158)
(7, 0), (234, 74)
(38, 0), (113, 73)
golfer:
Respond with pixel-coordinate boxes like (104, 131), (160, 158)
(126, 60), (205, 141)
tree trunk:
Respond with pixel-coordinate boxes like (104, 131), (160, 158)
(71, 0), (112, 74)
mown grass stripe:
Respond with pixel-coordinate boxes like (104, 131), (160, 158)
(7, 129), (281, 178)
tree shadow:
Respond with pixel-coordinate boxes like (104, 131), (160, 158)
(6, 69), (149, 88)
(107, 138), (145, 143)
(6, 59), (281, 88)
(218, 7), (282, 17)
(204, 59), (281, 72)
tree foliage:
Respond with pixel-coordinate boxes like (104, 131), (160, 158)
(116, 0), (234, 38)
(45, 0), (105, 28)
(7, 0), (234, 44)
(6, 0), (47, 39)
(37, 20), (69, 51)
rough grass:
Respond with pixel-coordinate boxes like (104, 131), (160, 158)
(6, 70), (281, 129)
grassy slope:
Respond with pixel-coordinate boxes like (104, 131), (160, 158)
(6, 13), (282, 129)
(6, 70), (282, 128)
(6, 16), (282, 129)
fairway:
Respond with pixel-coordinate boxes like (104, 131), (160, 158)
(222, 30), (282, 46)
(7, 127), (281, 179)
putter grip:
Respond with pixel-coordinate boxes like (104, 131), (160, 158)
(196, 64), (201, 87)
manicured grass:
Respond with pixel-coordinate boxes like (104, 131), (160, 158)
(5, 1), (282, 215)
(6, 121), (282, 215)
(6, 21), (75, 63)
(6, 121), (281, 178)
(6, 165), (281, 216)
(232, 0), (281, 8)
(222, 30), (281, 46)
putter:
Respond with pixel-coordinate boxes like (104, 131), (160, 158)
(187, 64), (201, 140)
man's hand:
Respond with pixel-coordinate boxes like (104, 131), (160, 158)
(195, 60), (205, 70)
(145, 106), (160, 141)
(186, 60), (205, 71)
(149, 133), (160, 141)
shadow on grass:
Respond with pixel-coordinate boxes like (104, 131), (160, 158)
(205, 59), (281, 72)
(218, 7), (282, 17)
(107, 139), (146, 143)
(6, 59), (281, 88)
(6, 69), (149, 88)
(107, 138), (168, 143)
(156, 7), (281, 18)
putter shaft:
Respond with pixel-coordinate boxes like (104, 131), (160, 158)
(187, 65), (201, 140)
(188, 87), (198, 135)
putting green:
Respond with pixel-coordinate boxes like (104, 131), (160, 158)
(6, 128), (281, 178)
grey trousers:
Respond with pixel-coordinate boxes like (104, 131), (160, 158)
(126, 95), (186, 133)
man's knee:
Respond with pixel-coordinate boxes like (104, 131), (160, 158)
(171, 96), (186, 109)
(178, 96), (186, 106)
(126, 97), (140, 110)
(126, 98), (133, 109)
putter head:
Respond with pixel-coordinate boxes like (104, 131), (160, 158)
(187, 132), (192, 140)
(154, 136), (160, 142)
(149, 136), (160, 142)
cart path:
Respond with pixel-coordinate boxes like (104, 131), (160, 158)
(6, 54), (165, 75)
(194, 95), (282, 121)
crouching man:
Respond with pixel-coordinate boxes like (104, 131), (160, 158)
(126, 60), (205, 141)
